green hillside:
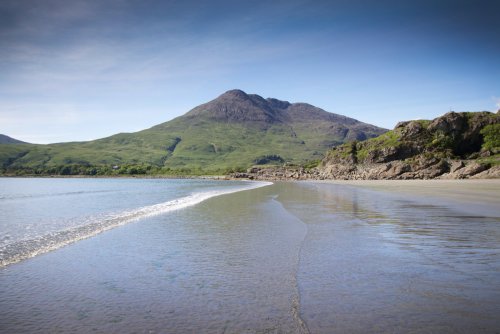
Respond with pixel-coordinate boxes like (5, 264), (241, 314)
(0, 90), (386, 175)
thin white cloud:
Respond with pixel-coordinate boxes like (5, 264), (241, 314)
(494, 96), (500, 110)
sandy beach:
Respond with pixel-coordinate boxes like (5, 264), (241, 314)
(1, 178), (499, 333)
(309, 179), (500, 214)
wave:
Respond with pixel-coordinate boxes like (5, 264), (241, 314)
(0, 181), (272, 268)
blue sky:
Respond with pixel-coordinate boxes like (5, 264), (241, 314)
(1, 0), (499, 143)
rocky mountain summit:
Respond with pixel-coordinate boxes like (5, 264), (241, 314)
(318, 111), (499, 179)
(185, 89), (288, 124)
(184, 89), (385, 141)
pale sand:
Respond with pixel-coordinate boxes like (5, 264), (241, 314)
(307, 179), (500, 211)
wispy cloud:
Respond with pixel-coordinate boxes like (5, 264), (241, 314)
(494, 97), (500, 110)
(0, 12), (308, 98)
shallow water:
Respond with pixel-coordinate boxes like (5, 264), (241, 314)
(278, 181), (500, 333)
(0, 179), (499, 333)
(0, 178), (266, 267)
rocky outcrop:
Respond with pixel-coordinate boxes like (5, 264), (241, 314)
(317, 111), (499, 180)
(232, 166), (320, 181)
(316, 158), (497, 180)
(231, 158), (499, 181)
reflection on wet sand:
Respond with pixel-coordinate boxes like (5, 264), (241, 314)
(276, 181), (500, 334)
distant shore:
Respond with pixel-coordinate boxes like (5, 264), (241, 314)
(3, 171), (500, 184)
(0, 174), (229, 180)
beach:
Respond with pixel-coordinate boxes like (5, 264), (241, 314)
(1, 179), (499, 333)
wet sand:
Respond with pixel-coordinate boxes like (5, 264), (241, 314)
(278, 180), (500, 333)
(1, 180), (499, 333)
(310, 179), (500, 215)
(312, 179), (500, 200)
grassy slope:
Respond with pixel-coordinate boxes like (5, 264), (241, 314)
(1, 117), (350, 172)
(147, 118), (329, 169)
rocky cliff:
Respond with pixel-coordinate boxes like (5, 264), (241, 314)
(318, 111), (499, 179)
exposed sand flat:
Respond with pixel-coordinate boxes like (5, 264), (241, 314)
(309, 179), (500, 205)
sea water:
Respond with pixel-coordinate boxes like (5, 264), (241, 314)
(0, 178), (269, 267)
(0, 179), (499, 333)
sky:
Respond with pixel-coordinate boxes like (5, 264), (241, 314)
(0, 0), (499, 144)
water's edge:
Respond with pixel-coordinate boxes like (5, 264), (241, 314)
(271, 195), (311, 334)
(0, 181), (272, 268)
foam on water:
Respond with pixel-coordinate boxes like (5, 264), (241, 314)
(0, 181), (272, 268)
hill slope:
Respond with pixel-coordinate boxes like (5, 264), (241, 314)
(318, 111), (500, 179)
(0, 89), (386, 175)
(0, 134), (27, 144)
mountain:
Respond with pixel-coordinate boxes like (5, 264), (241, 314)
(0, 134), (27, 144)
(317, 111), (500, 179)
(0, 89), (386, 175)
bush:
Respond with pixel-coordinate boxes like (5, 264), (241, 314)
(303, 159), (320, 169)
(253, 154), (284, 165)
(430, 131), (455, 150)
(481, 124), (500, 151)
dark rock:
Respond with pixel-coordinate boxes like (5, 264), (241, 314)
(401, 121), (424, 138)
(367, 146), (400, 163)
(428, 112), (467, 133)
(417, 159), (449, 179)
(471, 166), (500, 179)
(395, 121), (410, 129)
(456, 162), (487, 178)
(450, 160), (465, 173)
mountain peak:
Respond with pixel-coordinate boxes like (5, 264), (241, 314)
(219, 89), (250, 100)
(185, 89), (282, 124)
(183, 90), (388, 134)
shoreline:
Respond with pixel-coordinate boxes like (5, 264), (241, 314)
(2, 172), (500, 183)
(0, 178), (271, 268)
(0, 174), (230, 180)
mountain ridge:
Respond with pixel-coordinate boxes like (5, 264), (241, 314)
(183, 89), (368, 128)
(0, 89), (387, 175)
